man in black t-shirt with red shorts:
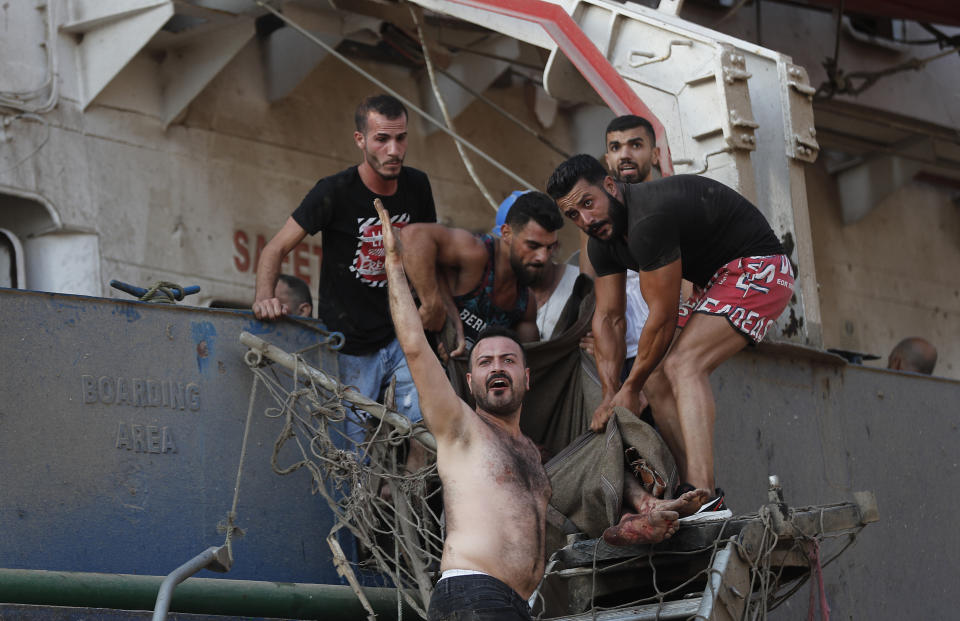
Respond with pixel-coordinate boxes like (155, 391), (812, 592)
(254, 94), (437, 452)
(547, 154), (794, 517)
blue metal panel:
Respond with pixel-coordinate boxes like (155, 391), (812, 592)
(0, 288), (341, 584)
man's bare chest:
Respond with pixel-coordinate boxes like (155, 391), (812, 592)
(477, 424), (550, 500)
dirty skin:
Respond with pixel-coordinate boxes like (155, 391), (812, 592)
(602, 485), (710, 546)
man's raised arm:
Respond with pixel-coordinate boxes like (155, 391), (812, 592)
(376, 201), (465, 441)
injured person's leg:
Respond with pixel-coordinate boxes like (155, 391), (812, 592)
(625, 474), (710, 518)
(602, 508), (679, 546)
(602, 474), (711, 546)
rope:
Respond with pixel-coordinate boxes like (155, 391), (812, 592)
(220, 375), (260, 559)
(529, 505), (863, 620)
(240, 337), (863, 620)
(255, 0), (537, 193)
(410, 5), (499, 211)
(242, 344), (443, 618)
(138, 281), (190, 304)
(377, 24), (569, 160)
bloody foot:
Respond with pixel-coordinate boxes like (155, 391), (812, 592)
(626, 481), (711, 519)
(602, 509), (680, 546)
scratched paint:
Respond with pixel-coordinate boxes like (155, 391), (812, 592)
(53, 302), (87, 327)
(243, 318), (278, 336)
(111, 304), (142, 323)
(190, 321), (217, 373)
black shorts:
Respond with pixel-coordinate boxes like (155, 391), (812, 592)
(427, 573), (533, 621)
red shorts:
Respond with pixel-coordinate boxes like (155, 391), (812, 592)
(677, 255), (795, 343)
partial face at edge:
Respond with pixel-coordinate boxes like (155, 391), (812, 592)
(274, 280), (310, 317)
(466, 336), (529, 417)
(354, 111), (408, 180)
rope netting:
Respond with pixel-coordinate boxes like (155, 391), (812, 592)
(240, 336), (862, 621)
(242, 339), (443, 619)
(531, 508), (863, 620)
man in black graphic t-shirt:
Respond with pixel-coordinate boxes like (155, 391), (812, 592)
(288, 165), (434, 351)
(548, 154), (794, 517)
(254, 94), (436, 447)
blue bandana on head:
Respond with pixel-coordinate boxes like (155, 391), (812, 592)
(491, 190), (530, 237)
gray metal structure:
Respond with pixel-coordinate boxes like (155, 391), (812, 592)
(0, 288), (342, 584)
(712, 344), (958, 619)
(0, 288), (956, 618)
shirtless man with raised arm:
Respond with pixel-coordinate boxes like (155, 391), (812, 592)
(377, 199), (548, 620)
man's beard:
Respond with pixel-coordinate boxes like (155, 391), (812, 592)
(510, 250), (545, 287)
(365, 150), (403, 180)
(470, 372), (525, 417)
(614, 158), (651, 183)
(585, 190), (627, 241)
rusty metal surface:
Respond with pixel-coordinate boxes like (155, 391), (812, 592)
(712, 344), (959, 619)
(0, 288), (341, 583)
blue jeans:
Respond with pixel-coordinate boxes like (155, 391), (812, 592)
(336, 338), (421, 445)
(428, 574), (533, 621)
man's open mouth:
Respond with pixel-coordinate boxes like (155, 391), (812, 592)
(488, 376), (511, 390)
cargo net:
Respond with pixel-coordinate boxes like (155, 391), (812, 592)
(239, 334), (868, 621)
(241, 335), (442, 620)
(535, 508), (865, 620)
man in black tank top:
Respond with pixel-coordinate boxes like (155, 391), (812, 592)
(548, 155), (794, 516)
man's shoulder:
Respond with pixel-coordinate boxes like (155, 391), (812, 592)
(624, 174), (700, 194)
(398, 166), (433, 191)
(293, 167), (360, 230)
(622, 176), (698, 224)
(303, 166), (360, 203)
(427, 398), (478, 447)
(400, 165), (429, 180)
(587, 236), (614, 258)
(315, 165), (360, 190)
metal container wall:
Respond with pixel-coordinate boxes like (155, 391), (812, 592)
(713, 345), (959, 619)
(0, 288), (341, 584)
(2, 288), (957, 617)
